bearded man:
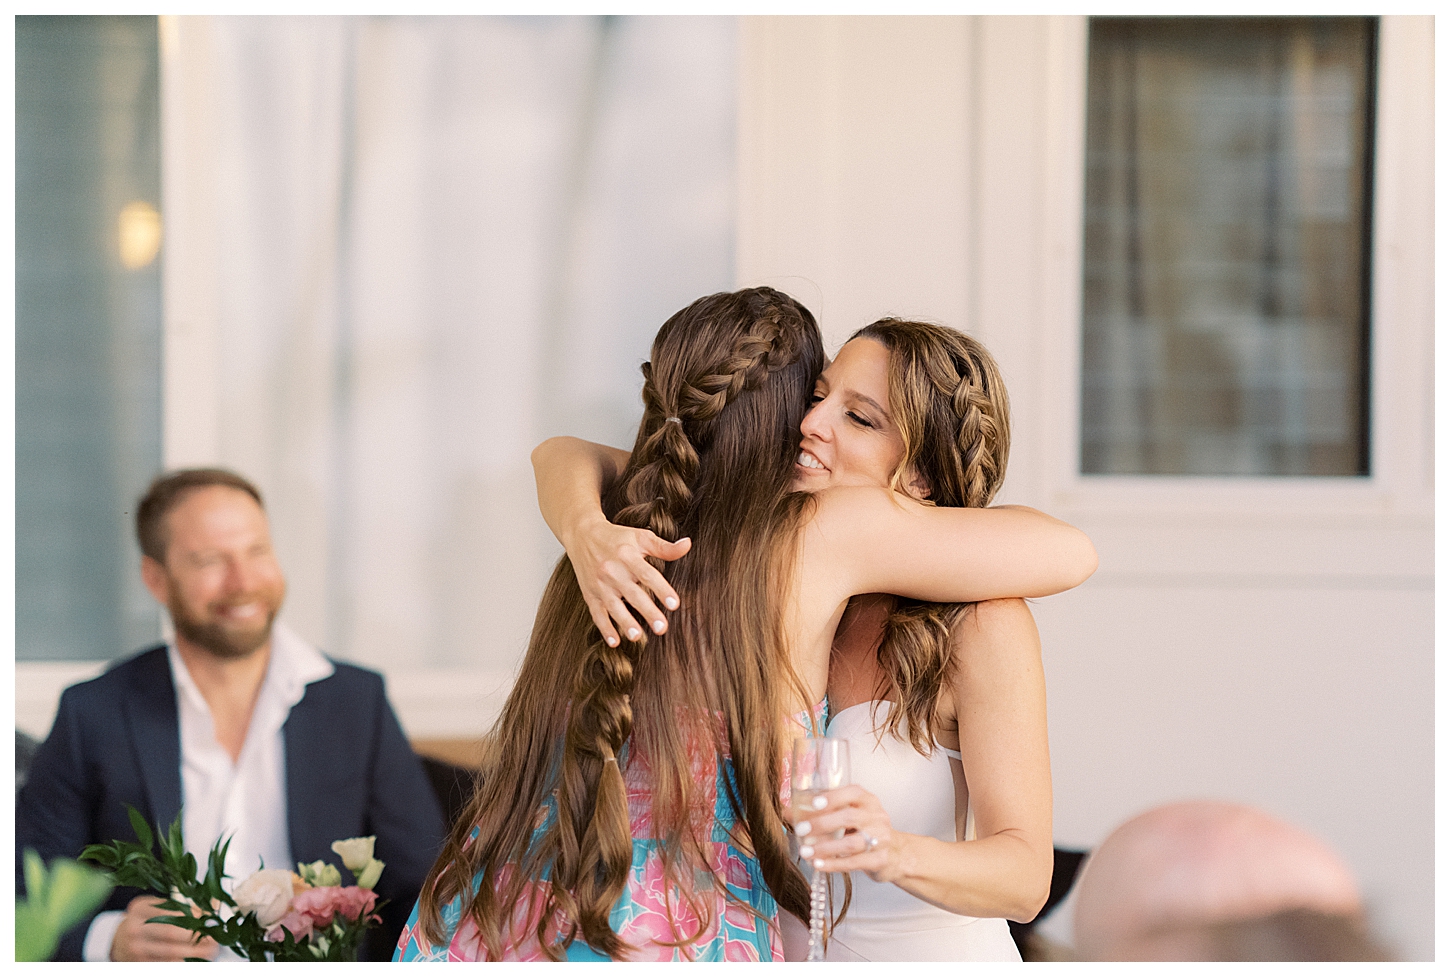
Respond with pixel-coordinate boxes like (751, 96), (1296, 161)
(15, 469), (445, 962)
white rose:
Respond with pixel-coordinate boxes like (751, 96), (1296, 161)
(330, 836), (376, 873)
(355, 857), (385, 891)
(234, 868), (296, 927)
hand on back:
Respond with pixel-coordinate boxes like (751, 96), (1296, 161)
(564, 517), (691, 647)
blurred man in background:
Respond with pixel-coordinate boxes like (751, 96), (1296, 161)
(1072, 799), (1389, 961)
(15, 468), (446, 961)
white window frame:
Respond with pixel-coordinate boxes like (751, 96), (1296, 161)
(1034, 16), (1432, 522)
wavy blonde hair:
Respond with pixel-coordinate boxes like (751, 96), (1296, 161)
(849, 318), (1011, 754)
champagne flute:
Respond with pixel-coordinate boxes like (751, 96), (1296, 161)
(790, 736), (850, 962)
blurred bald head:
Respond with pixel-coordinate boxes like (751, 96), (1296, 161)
(1074, 801), (1364, 961)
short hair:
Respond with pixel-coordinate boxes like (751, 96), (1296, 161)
(1074, 801), (1364, 961)
(1134, 908), (1393, 962)
(135, 468), (265, 563)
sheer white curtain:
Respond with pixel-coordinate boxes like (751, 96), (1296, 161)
(161, 15), (736, 681)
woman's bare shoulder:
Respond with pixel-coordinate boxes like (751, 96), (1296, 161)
(805, 485), (921, 535)
(956, 598), (1037, 637)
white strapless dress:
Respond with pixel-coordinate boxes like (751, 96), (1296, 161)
(817, 700), (1022, 962)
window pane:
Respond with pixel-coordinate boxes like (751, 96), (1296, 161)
(16, 16), (163, 660)
(1080, 17), (1375, 476)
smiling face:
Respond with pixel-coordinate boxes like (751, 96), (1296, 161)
(794, 337), (926, 498)
(140, 485), (287, 660)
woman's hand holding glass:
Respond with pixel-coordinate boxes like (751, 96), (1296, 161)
(561, 514), (691, 647)
(787, 784), (902, 884)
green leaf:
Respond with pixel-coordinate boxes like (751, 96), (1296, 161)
(166, 816), (185, 860)
(126, 804), (155, 851)
(14, 903), (55, 962)
(203, 874), (225, 910)
(151, 914), (206, 934)
(22, 849), (47, 905)
(78, 842), (122, 871)
(43, 859), (115, 936)
(14, 855), (115, 961)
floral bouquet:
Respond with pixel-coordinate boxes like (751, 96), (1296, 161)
(81, 805), (386, 961)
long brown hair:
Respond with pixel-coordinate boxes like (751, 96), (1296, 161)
(848, 318), (1011, 754)
(418, 287), (824, 959)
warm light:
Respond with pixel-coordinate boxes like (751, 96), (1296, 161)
(158, 16), (179, 62)
(118, 201), (162, 269)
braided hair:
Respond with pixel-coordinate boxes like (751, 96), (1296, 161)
(847, 318), (1011, 754)
(419, 287), (823, 959)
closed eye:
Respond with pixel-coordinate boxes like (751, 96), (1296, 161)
(847, 411), (873, 428)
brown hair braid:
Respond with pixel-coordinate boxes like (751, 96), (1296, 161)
(847, 318), (1011, 754)
(418, 287), (823, 959)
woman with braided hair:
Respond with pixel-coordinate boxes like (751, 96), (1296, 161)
(782, 319), (1048, 960)
(397, 286), (827, 961)
(401, 291), (1092, 961)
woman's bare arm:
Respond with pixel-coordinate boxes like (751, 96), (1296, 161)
(532, 436), (629, 546)
(805, 486), (1097, 606)
(788, 599), (1053, 921)
(531, 436), (690, 646)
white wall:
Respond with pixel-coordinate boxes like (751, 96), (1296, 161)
(737, 15), (1434, 961)
(738, 16), (973, 351)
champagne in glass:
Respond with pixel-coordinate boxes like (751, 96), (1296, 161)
(790, 737), (850, 962)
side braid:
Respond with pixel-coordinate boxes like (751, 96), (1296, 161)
(676, 314), (791, 420)
(615, 308), (797, 538)
(613, 367), (699, 543)
(948, 349), (1008, 508)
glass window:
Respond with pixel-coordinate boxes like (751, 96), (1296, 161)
(16, 16), (163, 660)
(1080, 17), (1376, 476)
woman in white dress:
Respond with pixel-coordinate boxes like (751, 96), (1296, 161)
(785, 319), (1046, 960)
(533, 313), (1080, 960)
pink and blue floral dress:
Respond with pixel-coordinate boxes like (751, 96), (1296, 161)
(395, 705), (823, 962)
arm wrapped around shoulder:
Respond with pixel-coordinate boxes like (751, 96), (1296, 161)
(810, 486), (1098, 604)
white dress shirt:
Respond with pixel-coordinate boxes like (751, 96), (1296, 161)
(83, 622), (334, 961)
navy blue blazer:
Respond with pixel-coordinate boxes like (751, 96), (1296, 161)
(15, 645), (447, 961)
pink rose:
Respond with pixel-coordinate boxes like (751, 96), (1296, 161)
(265, 885), (378, 943)
(297, 884), (380, 925)
(267, 908), (315, 944)
(331, 885), (380, 923)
